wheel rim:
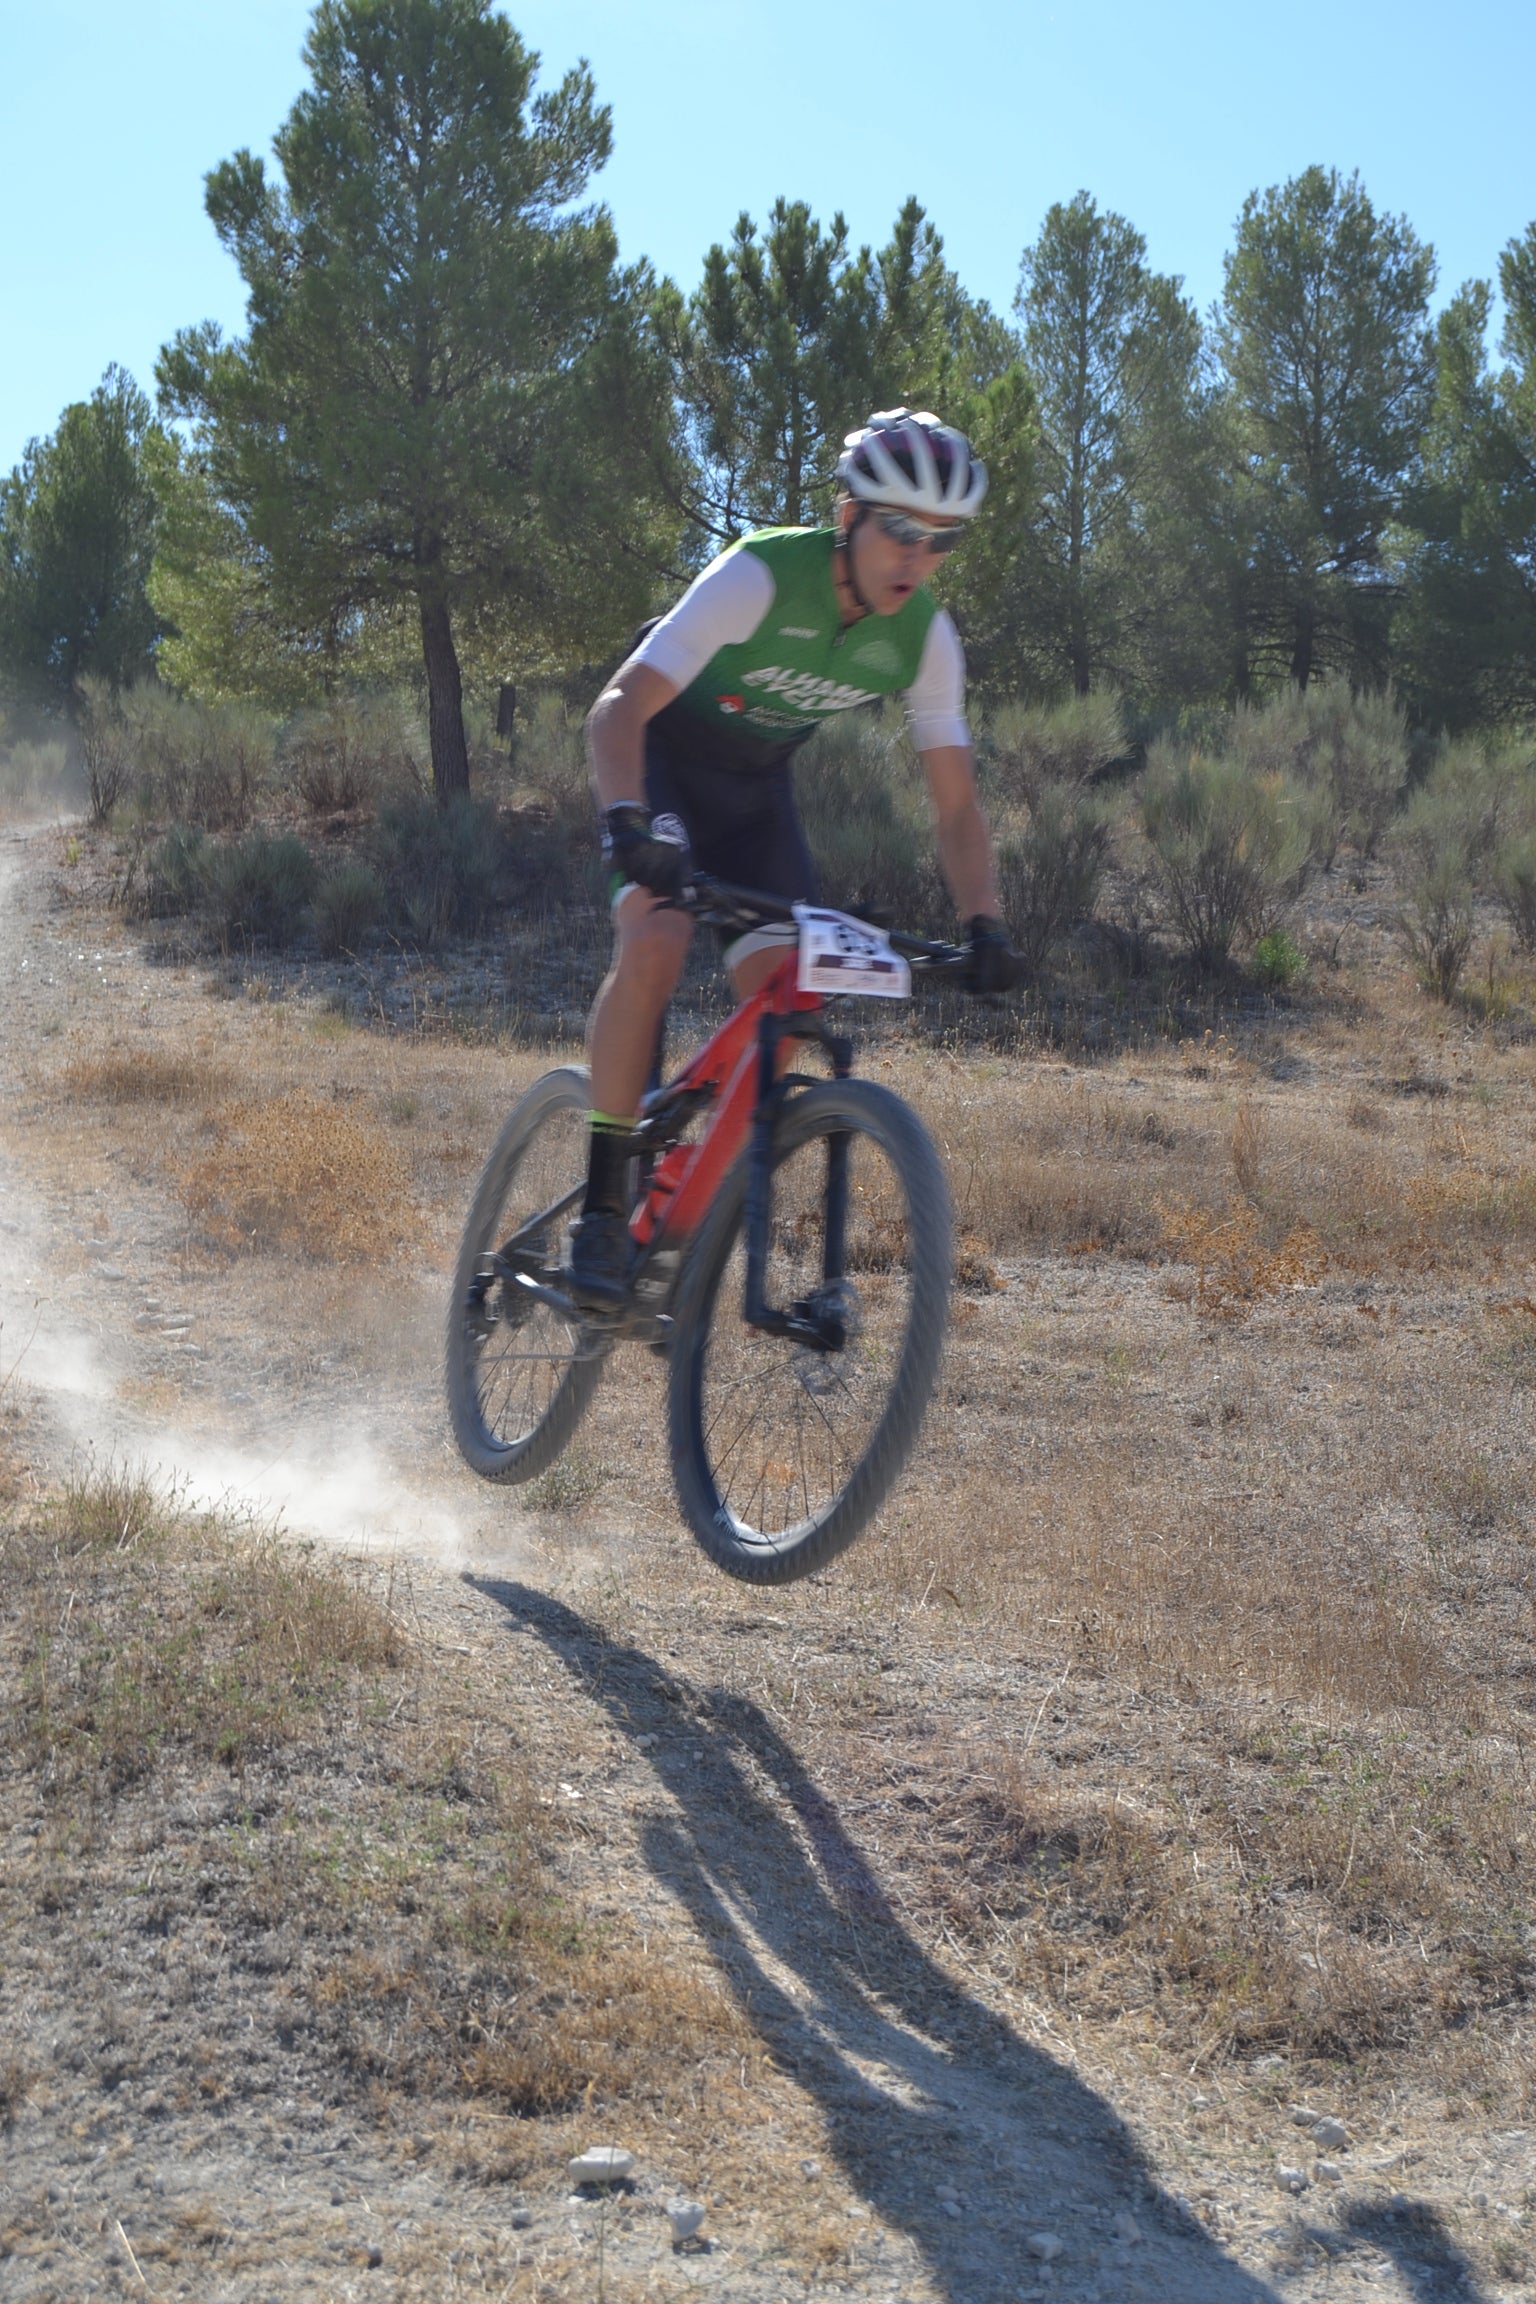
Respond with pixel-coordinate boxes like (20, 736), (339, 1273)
(693, 1124), (918, 1549)
(462, 1096), (589, 1453)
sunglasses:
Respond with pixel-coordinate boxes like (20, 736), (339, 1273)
(869, 507), (966, 555)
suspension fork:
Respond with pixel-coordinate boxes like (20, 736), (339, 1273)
(742, 1011), (853, 1341)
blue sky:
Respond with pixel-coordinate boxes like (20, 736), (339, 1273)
(2, 0), (1533, 474)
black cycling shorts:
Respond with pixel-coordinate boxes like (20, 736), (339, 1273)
(623, 724), (817, 956)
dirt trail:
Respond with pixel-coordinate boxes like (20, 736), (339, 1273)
(0, 822), (1513, 2303)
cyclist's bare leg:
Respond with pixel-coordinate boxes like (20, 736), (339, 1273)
(587, 887), (692, 1120)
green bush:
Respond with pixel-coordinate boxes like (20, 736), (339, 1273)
(1494, 833), (1536, 952)
(120, 684), (274, 829)
(202, 831), (317, 946)
(78, 676), (135, 823)
(137, 823), (211, 916)
(1250, 928), (1308, 988)
(283, 692), (427, 815)
(982, 692), (1125, 809)
(369, 795), (507, 941)
(313, 858), (387, 955)
(1223, 683), (1407, 875)
(793, 709), (940, 927)
(1392, 786), (1476, 1000)
(998, 782), (1109, 975)
(1140, 745), (1310, 969)
(510, 691), (590, 831)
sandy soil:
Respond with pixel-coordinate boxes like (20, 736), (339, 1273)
(1, 818), (1531, 2304)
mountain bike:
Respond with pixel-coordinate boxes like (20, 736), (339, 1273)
(446, 877), (965, 1586)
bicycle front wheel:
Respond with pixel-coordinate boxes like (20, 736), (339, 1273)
(667, 1078), (952, 1584)
(447, 1065), (608, 1482)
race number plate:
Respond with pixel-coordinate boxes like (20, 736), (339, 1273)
(793, 904), (912, 999)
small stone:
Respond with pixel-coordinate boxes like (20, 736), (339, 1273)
(96, 1264), (125, 1282)
(1290, 2104), (1323, 2127)
(1026, 2232), (1064, 2261)
(800, 2158), (821, 2178)
(366, 2246), (383, 2268)
(1310, 2117), (1348, 2149)
(942, 2200), (963, 2219)
(668, 2199), (706, 2244)
(1110, 2210), (1142, 2245)
(568, 2146), (633, 2186)
(1315, 2160), (1343, 2184)
(509, 2208), (533, 2230)
(1276, 2165), (1310, 2194)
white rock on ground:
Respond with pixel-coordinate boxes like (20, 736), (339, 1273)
(568, 2147), (634, 2185)
(1276, 2164), (1311, 2194)
(667, 2199), (706, 2244)
(1311, 2116), (1349, 2149)
(1110, 2209), (1142, 2244)
(1026, 2231), (1064, 2261)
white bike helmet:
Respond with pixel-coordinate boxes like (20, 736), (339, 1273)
(836, 408), (988, 520)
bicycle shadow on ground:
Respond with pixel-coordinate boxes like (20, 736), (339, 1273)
(469, 1575), (1287, 2303)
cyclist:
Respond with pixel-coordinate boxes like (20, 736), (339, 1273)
(573, 406), (1021, 1311)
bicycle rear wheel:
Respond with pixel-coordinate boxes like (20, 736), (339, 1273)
(446, 1066), (608, 1482)
(667, 1078), (952, 1584)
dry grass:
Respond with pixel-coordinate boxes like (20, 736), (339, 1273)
(182, 1086), (422, 1260)
(884, 1717), (1536, 2073)
(62, 1048), (232, 1105)
(0, 1467), (754, 2140)
(3, 1464), (405, 1782)
(551, 967), (1536, 2098)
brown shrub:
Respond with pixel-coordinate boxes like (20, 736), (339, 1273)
(182, 1089), (421, 1261)
(1158, 1197), (1327, 1318)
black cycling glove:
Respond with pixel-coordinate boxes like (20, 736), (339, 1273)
(964, 913), (1025, 995)
(601, 803), (692, 899)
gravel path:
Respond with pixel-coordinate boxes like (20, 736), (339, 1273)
(0, 821), (1524, 2302)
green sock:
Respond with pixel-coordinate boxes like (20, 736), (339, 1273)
(583, 1113), (634, 1217)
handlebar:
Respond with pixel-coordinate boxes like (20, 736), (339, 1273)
(674, 873), (969, 974)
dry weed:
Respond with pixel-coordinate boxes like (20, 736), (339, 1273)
(1, 1468), (754, 2152)
(903, 1728), (1535, 2065)
(1157, 1196), (1326, 1317)
(4, 1469), (406, 1786)
(183, 1088), (421, 1260)
(1230, 1098), (1263, 1193)
(63, 1049), (230, 1106)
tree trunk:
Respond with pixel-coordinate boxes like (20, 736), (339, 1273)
(419, 592), (470, 802)
(1290, 604), (1316, 691)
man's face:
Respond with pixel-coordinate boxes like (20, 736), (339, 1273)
(843, 502), (964, 615)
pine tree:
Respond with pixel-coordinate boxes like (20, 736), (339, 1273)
(158, 0), (675, 797)
(0, 368), (163, 710)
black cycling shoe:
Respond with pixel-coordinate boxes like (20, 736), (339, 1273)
(568, 1210), (633, 1313)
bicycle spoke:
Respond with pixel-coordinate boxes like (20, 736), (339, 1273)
(448, 1068), (607, 1481)
(690, 1116), (919, 1546)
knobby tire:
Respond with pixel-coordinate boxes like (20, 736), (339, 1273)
(666, 1078), (952, 1585)
(446, 1065), (607, 1482)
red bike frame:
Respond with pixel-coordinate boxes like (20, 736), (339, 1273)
(627, 952), (824, 1253)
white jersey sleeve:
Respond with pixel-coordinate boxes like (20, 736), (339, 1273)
(629, 549), (776, 689)
(904, 609), (970, 752)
